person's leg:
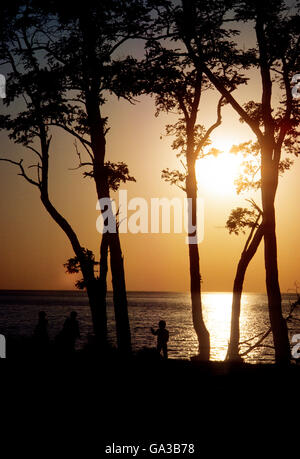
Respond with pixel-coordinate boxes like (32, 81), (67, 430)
(163, 345), (168, 359)
(157, 344), (162, 356)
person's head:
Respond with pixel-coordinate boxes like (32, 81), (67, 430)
(70, 311), (77, 320)
(159, 320), (166, 329)
(39, 311), (46, 321)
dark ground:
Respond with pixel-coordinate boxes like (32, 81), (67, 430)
(1, 337), (300, 456)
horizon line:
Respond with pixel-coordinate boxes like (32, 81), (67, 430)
(0, 288), (273, 295)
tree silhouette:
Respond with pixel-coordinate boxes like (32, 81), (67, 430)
(150, 65), (220, 359)
(226, 140), (294, 360)
(176, 0), (300, 364)
(0, 1), (142, 352)
(226, 201), (263, 361)
(0, 3), (109, 347)
(145, 0), (251, 359)
(35, 0), (153, 354)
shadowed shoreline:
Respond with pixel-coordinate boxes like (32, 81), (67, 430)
(2, 336), (299, 448)
(4, 334), (300, 379)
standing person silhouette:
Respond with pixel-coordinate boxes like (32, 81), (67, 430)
(151, 320), (169, 359)
(61, 311), (80, 353)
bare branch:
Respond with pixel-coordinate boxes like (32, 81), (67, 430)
(194, 96), (224, 157)
(240, 295), (300, 357)
(245, 198), (262, 215)
(28, 163), (42, 185)
(240, 327), (272, 357)
(0, 158), (40, 188)
(25, 145), (42, 161)
(243, 214), (262, 254)
(69, 141), (93, 171)
(49, 122), (92, 148)
(109, 35), (131, 56)
(183, 38), (263, 142)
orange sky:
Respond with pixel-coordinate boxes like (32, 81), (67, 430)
(0, 62), (299, 292)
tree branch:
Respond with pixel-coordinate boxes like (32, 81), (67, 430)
(181, 33), (263, 142)
(0, 158), (40, 188)
(274, 57), (294, 163)
(194, 96), (223, 157)
(69, 141), (93, 171)
(49, 122), (92, 148)
(177, 93), (189, 123)
(26, 145), (42, 161)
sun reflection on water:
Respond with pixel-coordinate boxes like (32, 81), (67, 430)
(123, 291), (275, 362)
(202, 292), (233, 361)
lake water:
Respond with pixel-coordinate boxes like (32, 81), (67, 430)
(0, 290), (299, 362)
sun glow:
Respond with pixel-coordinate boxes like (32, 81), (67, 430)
(196, 139), (244, 195)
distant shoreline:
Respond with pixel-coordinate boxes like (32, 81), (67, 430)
(0, 289), (269, 294)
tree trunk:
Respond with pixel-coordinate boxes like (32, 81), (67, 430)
(78, 13), (132, 354)
(85, 232), (109, 349)
(109, 232), (131, 354)
(226, 224), (264, 361)
(261, 147), (290, 364)
(186, 166), (210, 360)
(85, 278), (106, 347)
(93, 166), (132, 355)
(188, 244), (210, 359)
(263, 202), (290, 363)
(79, 106), (131, 353)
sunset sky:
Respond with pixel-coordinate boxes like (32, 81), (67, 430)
(0, 9), (299, 293)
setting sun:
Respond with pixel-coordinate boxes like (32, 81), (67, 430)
(196, 140), (244, 195)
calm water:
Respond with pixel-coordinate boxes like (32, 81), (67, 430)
(0, 290), (299, 362)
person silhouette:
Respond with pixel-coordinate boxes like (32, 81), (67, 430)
(60, 311), (80, 353)
(33, 311), (49, 353)
(151, 320), (169, 359)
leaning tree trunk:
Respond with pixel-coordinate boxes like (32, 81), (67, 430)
(41, 192), (108, 346)
(261, 148), (290, 364)
(226, 224), (264, 361)
(186, 166), (210, 360)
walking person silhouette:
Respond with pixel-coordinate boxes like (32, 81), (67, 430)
(151, 320), (169, 359)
